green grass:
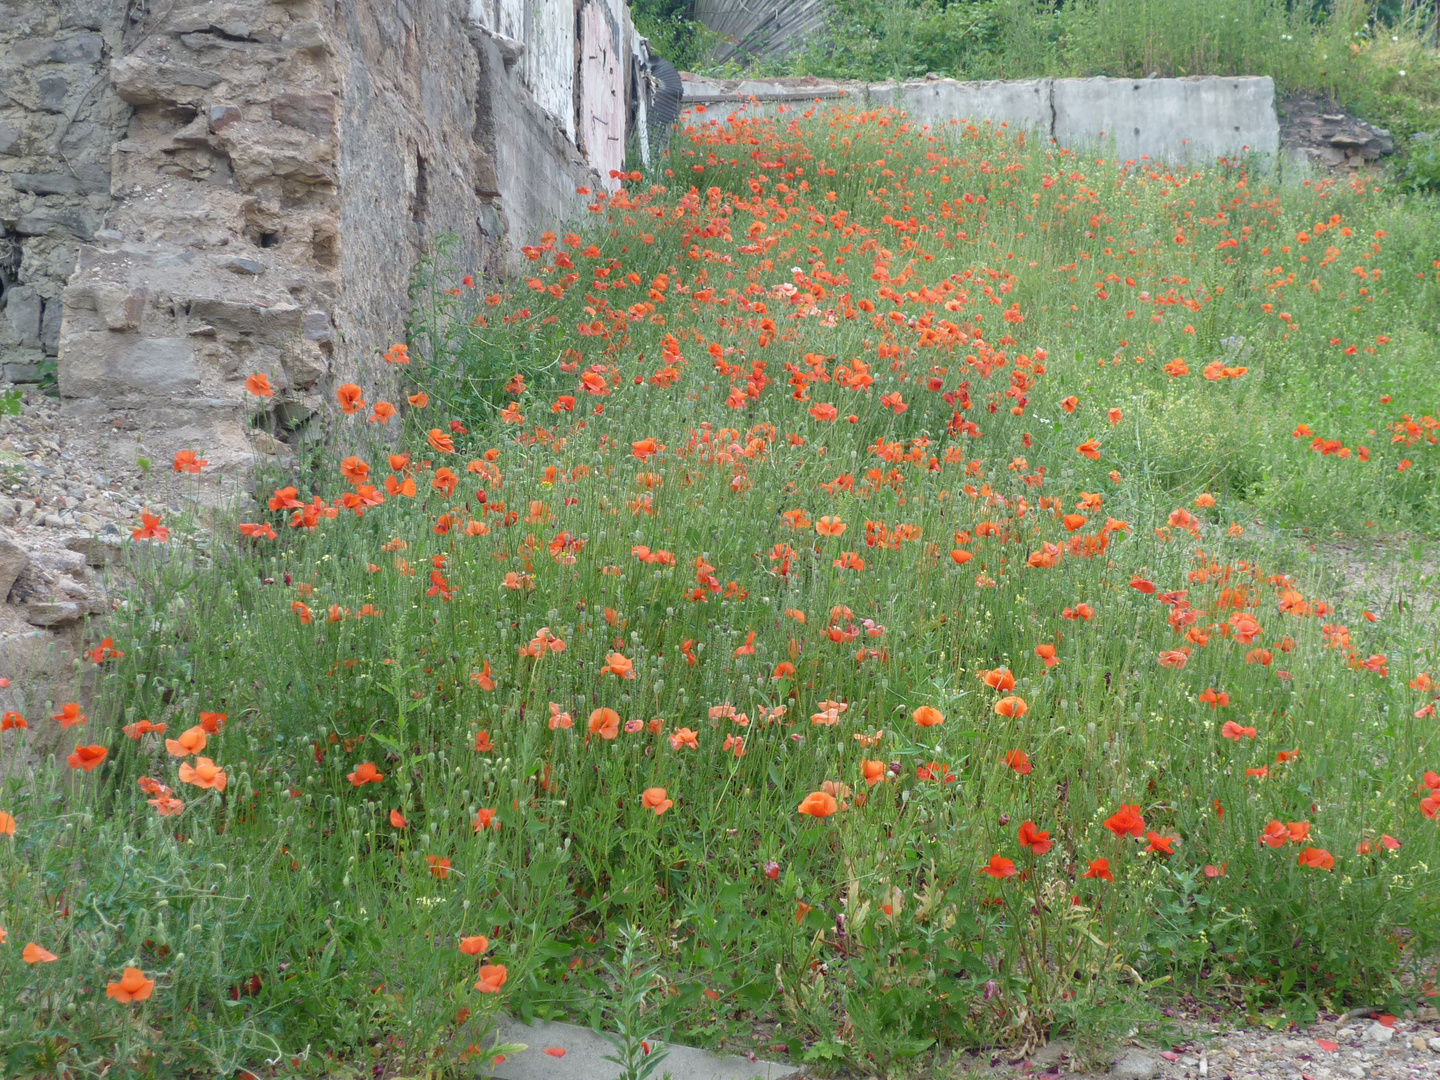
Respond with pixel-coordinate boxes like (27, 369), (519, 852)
(3, 110), (1440, 1078)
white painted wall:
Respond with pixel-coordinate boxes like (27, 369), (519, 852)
(470, 0), (576, 143)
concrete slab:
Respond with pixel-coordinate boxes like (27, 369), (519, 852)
(871, 77), (1054, 135)
(1052, 75), (1278, 164)
(482, 1015), (803, 1080)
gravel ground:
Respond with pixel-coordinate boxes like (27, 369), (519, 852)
(923, 1006), (1440, 1080)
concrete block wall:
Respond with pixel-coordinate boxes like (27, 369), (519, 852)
(685, 74), (1281, 166)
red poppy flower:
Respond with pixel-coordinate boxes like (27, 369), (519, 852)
(1105, 804), (1145, 838)
(980, 854), (1017, 879)
(1017, 820), (1053, 855)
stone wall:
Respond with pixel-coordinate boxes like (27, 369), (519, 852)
(0, 0), (644, 488)
(0, 0), (131, 383)
(0, 0), (653, 741)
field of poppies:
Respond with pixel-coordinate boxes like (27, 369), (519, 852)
(3, 106), (1440, 1078)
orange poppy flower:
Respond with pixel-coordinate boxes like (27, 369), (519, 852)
(172, 449), (207, 473)
(67, 744), (108, 771)
(134, 512), (170, 540)
(459, 935), (490, 955)
(603, 652), (634, 679)
(427, 855), (452, 879)
(1260, 820), (1289, 848)
(1297, 846), (1335, 870)
(1220, 721), (1257, 741)
(340, 456), (370, 484)
(245, 372), (274, 397)
(641, 787), (673, 815)
(106, 967), (155, 1004)
(994, 695), (1028, 717)
(475, 963), (508, 993)
(797, 791), (838, 818)
(427, 428), (455, 453)
(979, 667), (1016, 692)
(1075, 439), (1101, 460)
(1082, 857), (1113, 881)
(668, 727), (699, 750)
(1035, 643), (1060, 668)
(860, 759), (888, 787)
(473, 807), (499, 831)
(179, 756), (228, 792)
(587, 708), (620, 740)
(164, 725), (207, 757)
(336, 383), (365, 413)
(1004, 749), (1032, 775)
(816, 515), (847, 537)
(369, 400), (397, 425)
(1, 710), (26, 730)
(347, 762), (384, 786)
(23, 942), (58, 963)
(149, 795), (185, 816)
(0, 811), (15, 836)
(408, 392), (429, 408)
(472, 659), (495, 691)
(53, 702), (86, 728)
(390, 809), (408, 828)
(912, 705), (944, 727)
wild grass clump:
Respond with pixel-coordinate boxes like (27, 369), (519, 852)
(2, 107), (1439, 1077)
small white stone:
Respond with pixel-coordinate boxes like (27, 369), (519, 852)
(1362, 1023), (1393, 1045)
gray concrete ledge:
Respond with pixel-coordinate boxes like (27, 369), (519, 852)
(481, 1014), (804, 1080)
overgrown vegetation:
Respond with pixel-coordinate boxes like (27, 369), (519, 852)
(3, 105), (1440, 1078)
(674, 0), (1440, 155)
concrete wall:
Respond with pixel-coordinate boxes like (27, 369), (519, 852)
(871, 78), (1053, 135)
(683, 74), (1280, 166)
(1051, 76), (1279, 163)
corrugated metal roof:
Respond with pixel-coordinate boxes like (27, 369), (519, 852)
(692, 0), (830, 63)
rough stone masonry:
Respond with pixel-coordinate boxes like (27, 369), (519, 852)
(0, 0), (649, 739)
(2, 0), (648, 485)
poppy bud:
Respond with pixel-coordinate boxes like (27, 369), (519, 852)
(998, 813), (1011, 826)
